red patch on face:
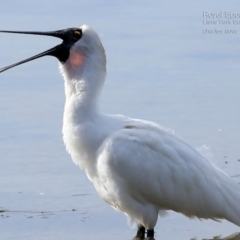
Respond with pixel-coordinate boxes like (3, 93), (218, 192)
(69, 51), (85, 67)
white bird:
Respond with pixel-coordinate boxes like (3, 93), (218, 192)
(0, 25), (240, 240)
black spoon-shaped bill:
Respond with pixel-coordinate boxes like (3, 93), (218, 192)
(0, 28), (82, 73)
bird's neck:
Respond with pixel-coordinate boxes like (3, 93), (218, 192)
(60, 63), (106, 174)
(60, 61), (106, 119)
(63, 76), (100, 117)
(59, 41), (106, 118)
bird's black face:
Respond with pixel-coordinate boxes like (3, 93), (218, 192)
(0, 28), (82, 73)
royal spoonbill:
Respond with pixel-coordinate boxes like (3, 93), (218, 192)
(0, 25), (240, 240)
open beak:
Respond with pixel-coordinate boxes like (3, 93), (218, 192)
(0, 28), (82, 73)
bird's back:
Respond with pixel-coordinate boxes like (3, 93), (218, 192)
(94, 117), (240, 228)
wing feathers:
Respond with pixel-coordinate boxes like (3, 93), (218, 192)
(96, 125), (240, 226)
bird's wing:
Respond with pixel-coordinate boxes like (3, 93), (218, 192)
(95, 123), (240, 225)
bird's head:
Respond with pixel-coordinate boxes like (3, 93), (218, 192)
(0, 25), (106, 85)
(60, 25), (106, 84)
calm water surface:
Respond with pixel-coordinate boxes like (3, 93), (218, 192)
(0, 1), (240, 239)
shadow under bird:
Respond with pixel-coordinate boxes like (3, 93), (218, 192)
(1, 25), (240, 240)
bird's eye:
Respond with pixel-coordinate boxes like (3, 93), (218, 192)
(73, 30), (82, 40)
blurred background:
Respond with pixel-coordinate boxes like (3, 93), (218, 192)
(0, 1), (240, 239)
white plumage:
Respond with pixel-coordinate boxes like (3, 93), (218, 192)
(1, 24), (240, 239)
(60, 25), (240, 234)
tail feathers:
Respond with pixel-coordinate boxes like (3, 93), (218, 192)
(219, 174), (240, 227)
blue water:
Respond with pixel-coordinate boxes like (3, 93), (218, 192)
(0, 1), (240, 239)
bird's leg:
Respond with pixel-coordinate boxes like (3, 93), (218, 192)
(145, 229), (155, 240)
(132, 225), (145, 240)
